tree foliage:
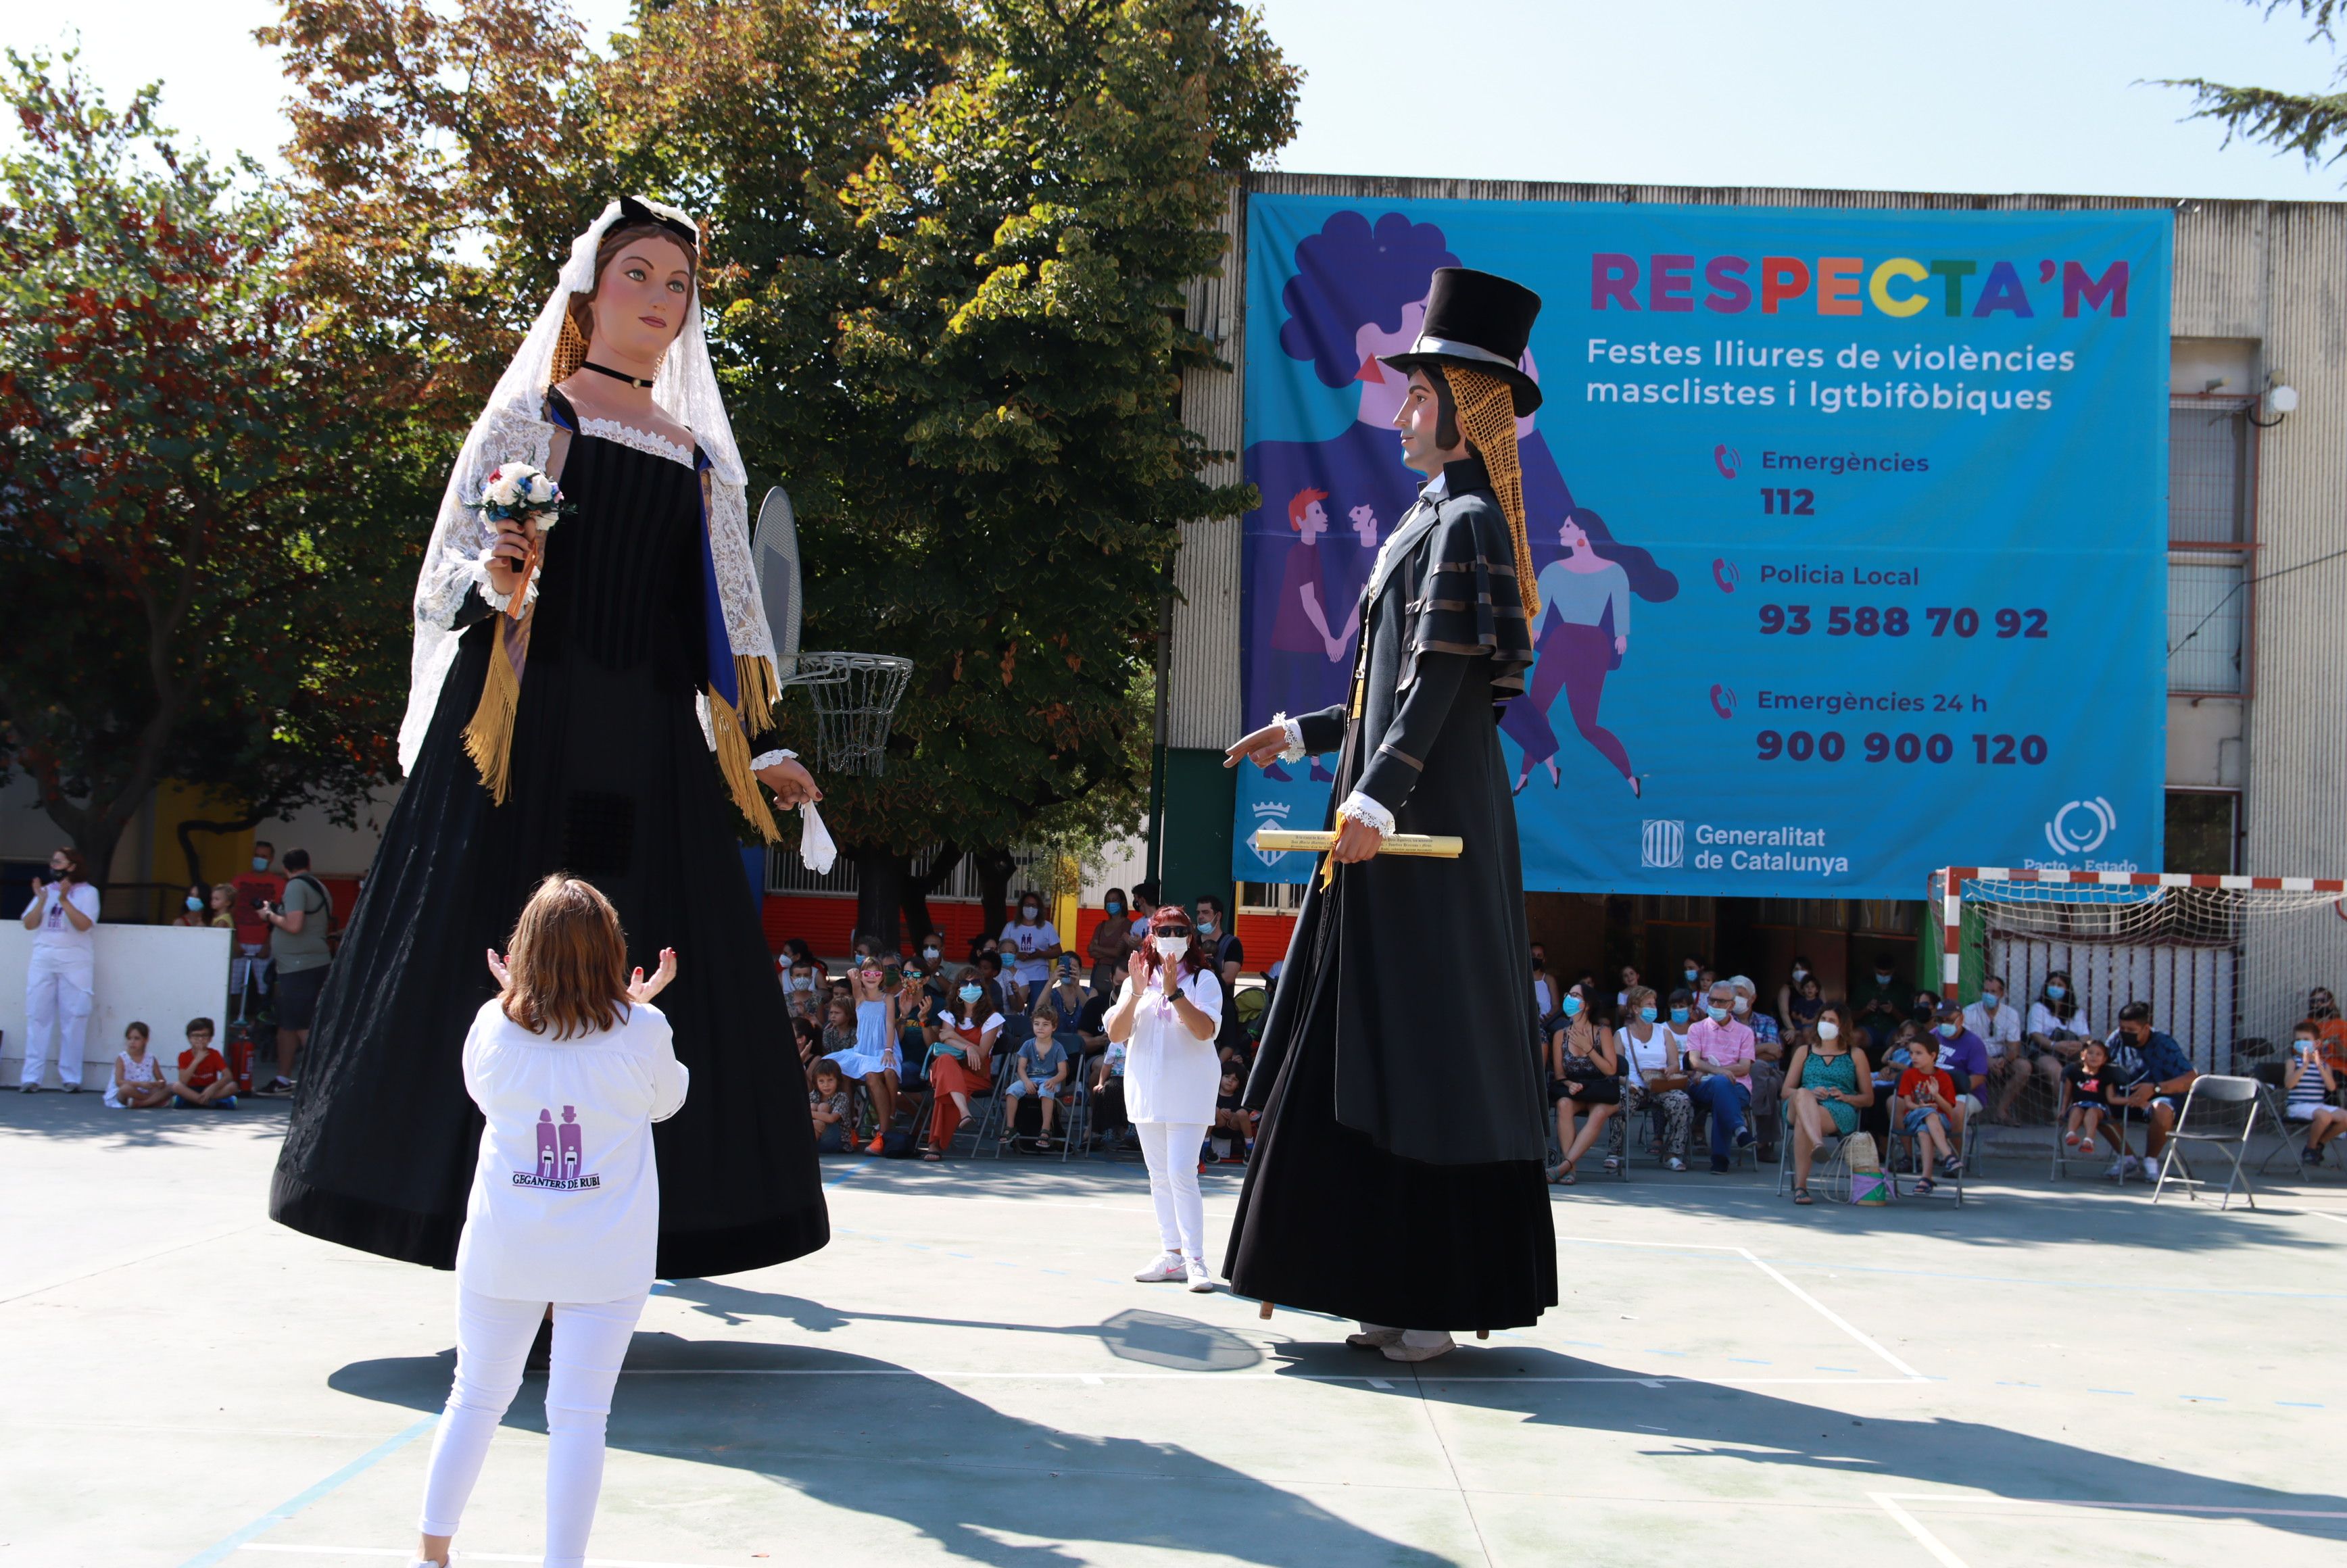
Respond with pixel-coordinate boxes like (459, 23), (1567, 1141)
(0, 51), (416, 887)
(2162, 1), (2347, 170)
(233, 1), (1298, 944)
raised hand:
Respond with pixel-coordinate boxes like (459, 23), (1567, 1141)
(629, 946), (679, 1003)
(485, 948), (512, 987)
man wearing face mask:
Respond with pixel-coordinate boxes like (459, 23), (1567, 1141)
(1964, 975), (2026, 1122)
(1730, 977), (1784, 1163)
(1854, 956), (1906, 1052)
(1929, 1001), (1991, 1170)
(229, 839), (286, 1022)
(1685, 981), (1759, 1173)
(1221, 268), (1554, 1360)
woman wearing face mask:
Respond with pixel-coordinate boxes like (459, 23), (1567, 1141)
(1088, 889), (1136, 996)
(1105, 905), (1224, 1291)
(1783, 1006), (1874, 1205)
(1608, 986), (1692, 1171)
(19, 848), (100, 1092)
(999, 891), (1062, 1011)
(1776, 956), (1814, 1029)
(1543, 985), (1621, 1182)
(2016, 971), (2091, 1117)
(925, 975), (1005, 1160)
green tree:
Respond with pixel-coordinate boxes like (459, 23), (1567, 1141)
(0, 51), (416, 893)
(2163, 2), (2347, 166)
(684, 0), (1297, 943)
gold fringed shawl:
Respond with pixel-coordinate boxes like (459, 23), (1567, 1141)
(715, 652), (782, 844)
(1444, 367), (1541, 621)
(462, 604), (531, 804)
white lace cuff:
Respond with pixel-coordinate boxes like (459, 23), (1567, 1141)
(1270, 712), (1307, 764)
(750, 749), (797, 773)
(1336, 790), (1395, 837)
(470, 545), (537, 614)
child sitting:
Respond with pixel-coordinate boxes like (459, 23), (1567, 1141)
(2064, 1037), (2117, 1157)
(1002, 1010), (1072, 1150)
(174, 1016), (238, 1108)
(1894, 1032), (1959, 1193)
(2283, 1021), (2347, 1166)
(1211, 1067), (1253, 1162)
(103, 1023), (173, 1110)
(808, 1060), (852, 1153)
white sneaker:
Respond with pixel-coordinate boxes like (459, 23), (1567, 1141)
(1185, 1257), (1215, 1293)
(1346, 1323), (1404, 1350)
(1134, 1252), (1186, 1283)
(1381, 1329), (1457, 1363)
(2104, 1156), (2131, 1179)
(2137, 1155), (2162, 1179)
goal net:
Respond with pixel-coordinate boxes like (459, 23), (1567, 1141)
(1933, 868), (2347, 1076)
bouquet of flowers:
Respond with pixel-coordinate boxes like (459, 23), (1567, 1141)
(468, 463), (566, 618)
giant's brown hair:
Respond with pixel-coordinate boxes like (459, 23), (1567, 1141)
(499, 875), (631, 1039)
(551, 220), (701, 385)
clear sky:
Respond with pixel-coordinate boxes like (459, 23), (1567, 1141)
(8, 0), (2347, 201)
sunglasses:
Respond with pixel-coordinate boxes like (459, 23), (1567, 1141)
(1154, 926), (1193, 939)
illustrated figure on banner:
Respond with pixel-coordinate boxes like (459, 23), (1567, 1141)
(1499, 508), (1678, 796)
(1243, 210), (1578, 785)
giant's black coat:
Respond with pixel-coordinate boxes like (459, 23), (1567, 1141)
(270, 394), (828, 1279)
(1226, 456), (1556, 1331)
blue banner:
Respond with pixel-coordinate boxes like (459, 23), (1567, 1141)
(1234, 194), (2171, 899)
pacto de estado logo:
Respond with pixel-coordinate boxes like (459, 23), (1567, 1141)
(2044, 797), (2117, 857)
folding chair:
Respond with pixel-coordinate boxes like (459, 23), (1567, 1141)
(2152, 1075), (2266, 1210)
(1774, 1097), (1856, 1202)
(2050, 1079), (2137, 1185)
(1883, 1097), (1964, 1207)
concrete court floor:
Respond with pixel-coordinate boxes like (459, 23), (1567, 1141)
(6, 1092), (2347, 1568)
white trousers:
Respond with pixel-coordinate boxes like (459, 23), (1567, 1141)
(417, 1287), (648, 1568)
(22, 949), (93, 1087)
(1134, 1120), (1209, 1260)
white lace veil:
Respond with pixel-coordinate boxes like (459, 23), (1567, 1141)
(397, 196), (773, 773)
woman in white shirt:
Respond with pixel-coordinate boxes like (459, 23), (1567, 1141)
(412, 875), (687, 1568)
(1105, 904), (1224, 1292)
(19, 848), (100, 1093)
(1610, 986), (1694, 1171)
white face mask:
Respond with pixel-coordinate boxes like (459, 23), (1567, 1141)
(1153, 934), (1188, 959)
(1731, 996), (1751, 1015)
(1816, 1019), (1841, 1042)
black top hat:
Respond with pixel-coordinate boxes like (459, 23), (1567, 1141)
(1379, 267), (1544, 416)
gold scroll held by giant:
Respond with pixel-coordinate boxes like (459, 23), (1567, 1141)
(1251, 829), (1463, 859)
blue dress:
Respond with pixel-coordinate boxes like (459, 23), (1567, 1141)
(1801, 1051), (1861, 1135)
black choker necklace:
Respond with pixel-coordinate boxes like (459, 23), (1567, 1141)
(581, 360), (657, 389)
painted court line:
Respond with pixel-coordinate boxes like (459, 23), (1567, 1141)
(244, 1549), (735, 1567)
(616, 1367), (1910, 1386)
(177, 1417), (438, 1568)
(1551, 1232), (1928, 1380)
(1880, 1492), (2347, 1522)
(1867, 1493), (1970, 1567)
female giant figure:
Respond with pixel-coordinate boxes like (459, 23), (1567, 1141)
(272, 198), (829, 1279)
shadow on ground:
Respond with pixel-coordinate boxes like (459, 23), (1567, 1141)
(333, 1329), (1442, 1567)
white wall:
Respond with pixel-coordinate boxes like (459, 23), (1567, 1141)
(0, 924), (233, 1086)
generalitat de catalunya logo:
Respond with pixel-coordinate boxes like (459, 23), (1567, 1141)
(2044, 797), (2116, 857)
(1642, 819), (1685, 870)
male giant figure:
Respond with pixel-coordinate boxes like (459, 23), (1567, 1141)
(1224, 268), (1557, 1363)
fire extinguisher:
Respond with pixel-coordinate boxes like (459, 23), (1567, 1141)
(227, 1022), (256, 1095)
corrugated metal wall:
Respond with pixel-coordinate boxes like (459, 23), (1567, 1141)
(1167, 174), (2347, 1021)
(1165, 185), (1247, 750)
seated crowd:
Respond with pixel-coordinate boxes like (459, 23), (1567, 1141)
(781, 883), (1265, 1165)
(1530, 948), (2347, 1194)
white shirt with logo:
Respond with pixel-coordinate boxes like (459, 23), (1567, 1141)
(455, 998), (687, 1303)
(30, 883), (100, 960)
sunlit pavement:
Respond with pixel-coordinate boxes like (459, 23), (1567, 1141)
(7, 1092), (2346, 1567)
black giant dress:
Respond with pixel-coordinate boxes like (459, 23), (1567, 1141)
(272, 390), (827, 1279)
(1225, 455), (1557, 1331)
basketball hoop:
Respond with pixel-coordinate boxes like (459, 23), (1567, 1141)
(754, 487), (912, 777)
(780, 650), (913, 776)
